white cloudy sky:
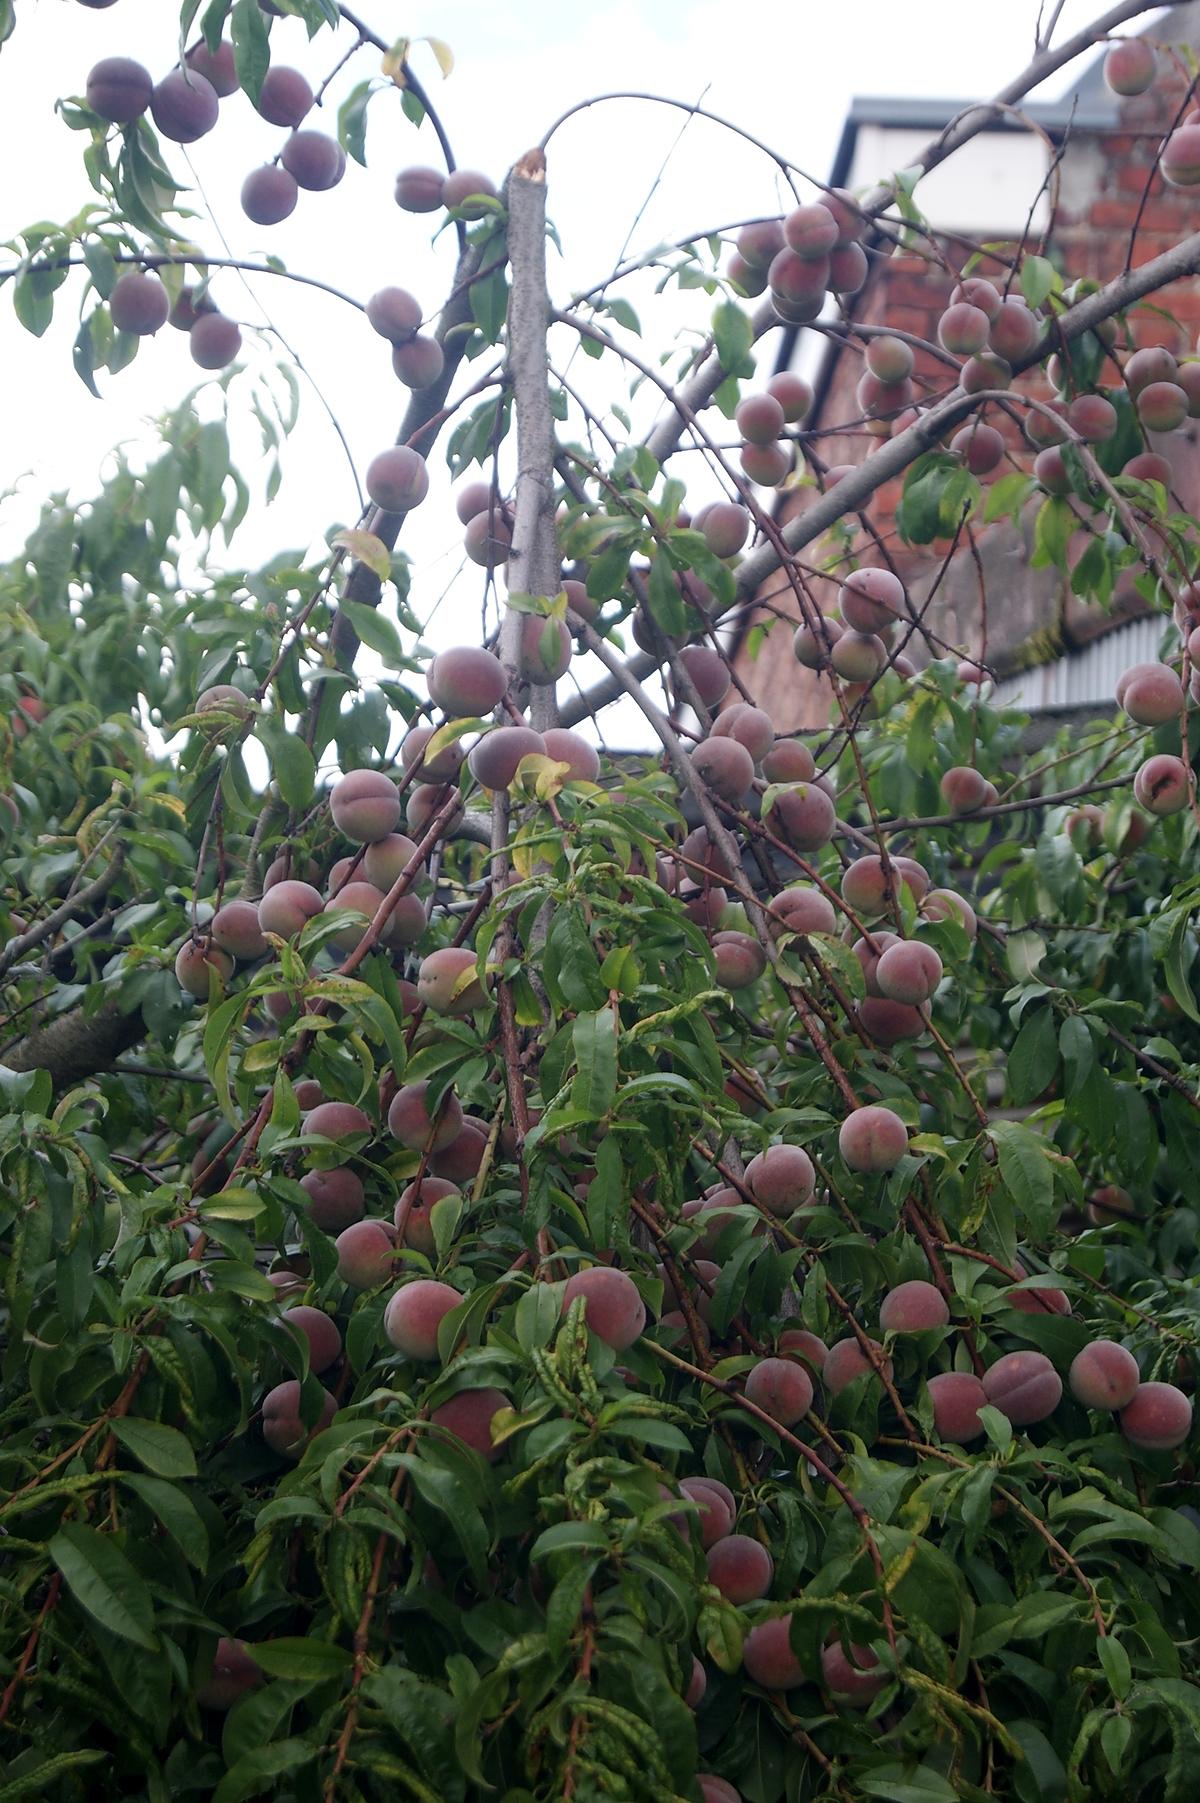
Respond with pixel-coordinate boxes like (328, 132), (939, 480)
(0, 0), (1165, 705)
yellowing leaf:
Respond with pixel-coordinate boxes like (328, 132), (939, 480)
(422, 36), (455, 78)
(331, 529), (391, 581)
(382, 37), (410, 86)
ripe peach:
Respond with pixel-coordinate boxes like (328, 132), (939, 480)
(699, 1778), (742, 1803)
(211, 899), (267, 962)
(190, 314), (242, 369)
(1162, 125), (1200, 187)
(707, 1534), (774, 1603)
(1088, 1183), (1136, 1226)
(766, 370), (813, 421)
(690, 735), (754, 803)
(735, 393), (786, 447)
(300, 1166), (365, 1234)
(875, 940), (943, 1005)
(760, 740), (815, 785)
(1120, 1381), (1193, 1450)
(394, 1176), (459, 1257)
(365, 447), (429, 514)
(982, 1351), (1062, 1425)
(110, 271), (170, 336)
(921, 887), (977, 939)
(701, 502), (750, 557)
(879, 1280), (949, 1334)
(857, 997), (928, 1045)
(1067, 393), (1117, 443)
(304, 1102), (372, 1147)
(1034, 447), (1071, 495)
(174, 938), (234, 999)
(824, 1337), (892, 1397)
(1134, 754), (1190, 815)
(745, 1144), (816, 1213)
(196, 1639), (264, 1711)
(241, 166), (299, 225)
(431, 1120), (488, 1184)
(282, 130), (345, 191)
(1123, 450), (1173, 484)
(928, 1371), (988, 1443)
(988, 299), (1040, 362)
(335, 1219), (396, 1289)
(838, 1105), (908, 1173)
(686, 1658), (707, 1708)
(783, 202), (839, 258)
(394, 165), (445, 212)
(329, 770), (402, 844)
(713, 931), (766, 990)
(323, 881), (389, 952)
(962, 350), (1012, 392)
(830, 631), (886, 682)
(839, 567), (904, 634)
(151, 67), (219, 142)
(541, 727), (600, 783)
(517, 613), (572, 686)
(463, 509), (513, 565)
(280, 1304), (342, 1374)
(676, 645), (730, 707)
(829, 242), (868, 295)
(938, 302), (989, 356)
(740, 442), (792, 487)
(1069, 1340), (1140, 1410)
(1118, 662), (1185, 725)
(764, 782), (836, 852)
(187, 39), (238, 97)
(951, 421), (1005, 474)
(388, 1081), (463, 1152)
(679, 1476), (733, 1547)
(441, 169), (498, 216)
(767, 247), (829, 313)
(87, 55), (153, 123)
(821, 1639), (886, 1702)
(255, 66), (312, 128)
(365, 286), (421, 344)
(1137, 381), (1189, 433)
(841, 855), (898, 915)
(363, 831), (422, 889)
(261, 1379), (337, 1458)
(400, 728), (464, 787)
(392, 336), (444, 389)
(1104, 39), (1156, 95)
(771, 886), (835, 937)
(384, 1279), (461, 1359)
(562, 1267), (646, 1349)
(712, 702), (774, 763)
(951, 277), (1001, 320)
(742, 1616), (805, 1689)
(469, 725), (546, 791)
(745, 1356), (813, 1425)
(727, 253), (766, 296)
(429, 1387), (509, 1460)
(418, 947), (488, 1015)
(427, 646), (507, 717)
(737, 219), (785, 268)
(406, 782), (464, 837)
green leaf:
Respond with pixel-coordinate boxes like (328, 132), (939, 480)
(1099, 1633), (1132, 1701)
(712, 298), (753, 372)
(571, 1007), (618, 1118)
(212, 1739), (315, 1803)
(530, 1520), (610, 1558)
(337, 597), (406, 667)
(1008, 1005), (1058, 1106)
(990, 1120), (1055, 1234)
(49, 1523), (158, 1651)
(1021, 255), (1057, 310)
(230, 0), (270, 101)
(858, 1767), (960, 1803)
(110, 1417), (198, 1479)
(120, 1474), (209, 1570)
(337, 78), (374, 166)
(249, 1638), (353, 1681)
(267, 733), (316, 812)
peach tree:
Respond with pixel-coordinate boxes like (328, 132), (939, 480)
(1, 2), (1199, 1799)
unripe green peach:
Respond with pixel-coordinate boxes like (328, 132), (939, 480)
(830, 631), (886, 682)
(196, 684), (254, 719)
(792, 616), (842, 668)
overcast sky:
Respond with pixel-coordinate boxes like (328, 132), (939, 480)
(0, 0), (1164, 721)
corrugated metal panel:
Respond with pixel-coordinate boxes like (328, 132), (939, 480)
(990, 617), (1166, 713)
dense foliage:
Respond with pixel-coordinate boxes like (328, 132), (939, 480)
(1, 3), (1200, 1801)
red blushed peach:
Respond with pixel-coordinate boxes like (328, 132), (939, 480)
(982, 1351), (1062, 1426)
(745, 1356), (813, 1425)
(778, 1328), (829, 1372)
(878, 1280), (948, 1334)
(561, 1268), (646, 1350)
(195, 1638), (264, 1711)
(742, 1616), (805, 1690)
(1120, 1381), (1193, 1451)
(679, 1476), (733, 1548)
(838, 1106), (908, 1173)
(706, 1534), (773, 1604)
(1069, 1340), (1140, 1411)
(824, 1337), (892, 1397)
(744, 1144), (816, 1213)
(927, 1371), (988, 1443)
(383, 1278), (462, 1360)
(261, 1379), (337, 1459)
(821, 1639), (886, 1703)
(429, 1387), (509, 1461)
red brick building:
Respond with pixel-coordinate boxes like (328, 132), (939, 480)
(732, 8), (1200, 731)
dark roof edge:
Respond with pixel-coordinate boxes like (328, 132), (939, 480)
(842, 94), (1118, 137)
